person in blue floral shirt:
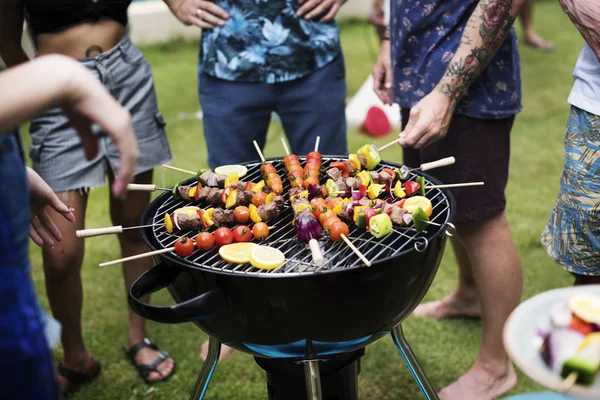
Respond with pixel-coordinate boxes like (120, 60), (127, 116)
(374, 0), (526, 399)
(165, 0), (348, 169)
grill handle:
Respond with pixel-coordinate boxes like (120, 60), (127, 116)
(128, 264), (227, 324)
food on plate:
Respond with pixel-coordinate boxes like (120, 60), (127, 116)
(194, 232), (215, 251)
(538, 293), (600, 386)
(213, 227), (234, 247)
(249, 246), (286, 270)
(219, 242), (258, 264)
(174, 236), (195, 257)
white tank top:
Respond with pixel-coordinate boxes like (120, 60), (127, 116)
(568, 43), (600, 116)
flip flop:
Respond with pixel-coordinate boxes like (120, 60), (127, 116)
(126, 338), (175, 384)
(57, 360), (102, 397)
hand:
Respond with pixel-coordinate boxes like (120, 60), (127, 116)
(26, 168), (75, 247)
(373, 40), (393, 105)
(297, 0), (345, 22)
(61, 58), (138, 198)
(168, 0), (229, 29)
(559, 0), (600, 61)
(398, 90), (456, 149)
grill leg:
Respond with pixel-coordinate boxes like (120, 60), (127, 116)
(392, 325), (439, 400)
(303, 360), (323, 400)
(189, 337), (221, 400)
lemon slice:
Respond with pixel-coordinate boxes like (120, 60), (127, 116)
(249, 246), (286, 270)
(219, 243), (258, 264)
(569, 293), (600, 323)
(215, 164), (248, 178)
(402, 196), (433, 217)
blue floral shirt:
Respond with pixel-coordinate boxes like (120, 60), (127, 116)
(390, 0), (522, 119)
(200, 0), (341, 84)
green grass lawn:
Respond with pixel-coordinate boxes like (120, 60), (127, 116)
(28, 2), (583, 398)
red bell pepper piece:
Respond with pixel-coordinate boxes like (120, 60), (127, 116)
(381, 168), (397, 183)
(194, 183), (203, 201)
(330, 162), (351, 178)
(196, 209), (208, 229)
(364, 208), (378, 231)
(222, 187), (233, 204)
(396, 198), (406, 208)
(359, 184), (367, 199)
(404, 181), (420, 197)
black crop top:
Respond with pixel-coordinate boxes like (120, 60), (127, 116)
(24, 0), (132, 35)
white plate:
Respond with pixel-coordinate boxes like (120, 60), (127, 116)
(504, 285), (600, 400)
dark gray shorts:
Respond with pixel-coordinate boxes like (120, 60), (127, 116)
(29, 35), (172, 192)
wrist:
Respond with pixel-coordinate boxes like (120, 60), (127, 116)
(432, 85), (459, 110)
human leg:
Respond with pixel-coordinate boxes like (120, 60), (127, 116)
(198, 72), (273, 169)
(520, 0), (554, 52)
(277, 55), (348, 156)
(107, 169), (174, 382)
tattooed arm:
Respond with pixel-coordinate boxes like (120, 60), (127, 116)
(0, 0), (29, 67)
(399, 0), (525, 149)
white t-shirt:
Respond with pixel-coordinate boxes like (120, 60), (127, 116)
(568, 43), (600, 116)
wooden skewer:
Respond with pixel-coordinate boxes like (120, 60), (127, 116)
(162, 164), (195, 175)
(378, 138), (400, 152)
(100, 247), (175, 267)
(308, 238), (324, 267)
(281, 138), (291, 156)
(409, 157), (456, 172)
(127, 184), (171, 192)
(425, 182), (484, 189)
(314, 136), (320, 153)
(253, 140), (266, 163)
(341, 234), (372, 267)
(77, 224), (163, 238)
(559, 372), (578, 393)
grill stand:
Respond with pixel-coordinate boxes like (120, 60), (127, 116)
(392, 325), (439, 400)
(189, 326), (439, 400)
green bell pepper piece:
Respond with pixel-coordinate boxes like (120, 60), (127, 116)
(369, 214), (393, 239)
(416, 176), (425, 196)
(172, 180), (182, 199)
(412, 207), (430, 232)
(326, 179), (339, 198)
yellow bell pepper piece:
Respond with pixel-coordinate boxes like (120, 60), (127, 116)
(188, 186), (197, 199)
(393, 181), (406, 198)
(357, 171), (371, 187)
(353, 206), (365, 224)
(334, 198), (351, 216)
(252, 180), (265, 193)
(224, 172), (239, 188)
(203, 208), (215, 227)
(265, 192), (277, 204)
(368, 184), (384, 200)
(164, 213), (173, 234)
(348, 154), (361, 171)
(249, 204), (262, 223)
(225, 190), (237, 209)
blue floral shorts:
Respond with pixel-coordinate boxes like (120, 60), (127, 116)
(541, 106), (600, 275)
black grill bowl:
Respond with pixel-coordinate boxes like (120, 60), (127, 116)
(129, 157), (455, 359)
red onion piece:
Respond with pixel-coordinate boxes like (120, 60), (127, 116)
(295, 211), (322, 243)
(307, 184), (319, 201)
(352, 190), (362, 201)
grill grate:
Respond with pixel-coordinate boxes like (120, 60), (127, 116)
(148, 157), (453, 276)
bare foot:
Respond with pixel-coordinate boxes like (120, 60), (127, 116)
(58, 357), (101, 394)
(200, 341), (233, 361)
(439, 360), (517, 400)
(413, 291), (481, 320)
(524, 32), (555, 52)
(134, 346), (175, 383)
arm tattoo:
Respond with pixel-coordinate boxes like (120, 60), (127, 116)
(438, 0), (516, 101)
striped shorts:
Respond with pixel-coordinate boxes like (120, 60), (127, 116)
(29, 35), (172, 192)
(541, 106), (600, 275)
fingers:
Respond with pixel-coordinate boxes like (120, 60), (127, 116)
(185, 0), (228, 28)
(38, 209), (63, 243)
(44, 190), (76, 223)
(298, 0), (333, 19)
(29, 215), (55, 247)
(198, 0), (229, 20)
(399, 106), (430, 149)
(29, 222), (44, 247)
(372, 63), (393, 105)
(319, 3), (340, 22)
(108, 109), (138, 198)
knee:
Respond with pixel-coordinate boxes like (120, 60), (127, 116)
(43, 246), (83, 282)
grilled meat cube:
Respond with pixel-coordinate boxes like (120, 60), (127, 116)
(216, 174), (227, 188)
(380, 202), (394, 215)
(325, 167), (342, 182)
(198, 171), (212, 186)
(206, 188), (221, 204)
(346, 177), (359, 190)
(358, 154), (368, 170)
(358, 197), (372, 207)
(272, 195), (285, 209)
(335, 178), (347, 194)
(212, 208), (235, 226)
(177, 214), (204, 231)
(379, 171), (392, 183)
(198, 186), (211, 201)
(233, 181), (247, 191)
(236, 190), (254, 206)
(340, 201), (353, 220)
(370, 171), (380, 184)
(293, 197), (310, 207)
(388, 206), (407, 226)
(178, 186), (191, 200)
(343, 160), (354, 175)
(258, 203), (278, 221)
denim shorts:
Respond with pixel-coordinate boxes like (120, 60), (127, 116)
(29, 35), (172, 192)
(541, 106), (600, 275)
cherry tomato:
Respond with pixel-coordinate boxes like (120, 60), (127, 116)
(252, 191), (267, 207)
(213, 227), (233, 247)
(234, 206), (250, 224)
(319, 210), (337, 225)
(174, 236), (195, 257)
(322, 217), (341, 234)
(252, 222), (270, 240)
(194, 232), (215, 251)
(329, 221), (349, 242)
(232, 225), (253, 242)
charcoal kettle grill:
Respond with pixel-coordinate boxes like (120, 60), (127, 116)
(128, 157), (455, 400)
